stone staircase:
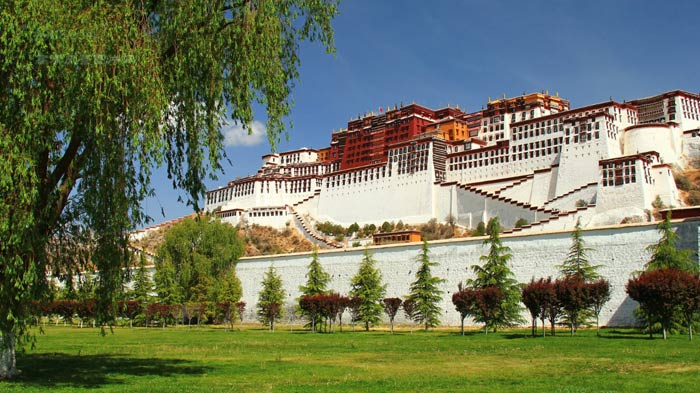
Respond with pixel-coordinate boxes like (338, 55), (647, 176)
(493, 174), (534, 196)
(288, 206), (342, 249)
(502, 203), (597, 234)
(543, 182), (598, 208)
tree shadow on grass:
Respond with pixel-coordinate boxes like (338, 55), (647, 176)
(597, 329), (652, 340)
(12, 353), (209, 389)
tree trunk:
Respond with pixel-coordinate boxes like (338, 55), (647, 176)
(460, 317), (464, 336)
(541, 317), (546, 337)
(531, 318), (536, 337)
(0, 332), (18, 380)
(365, 321), (369, 332)
(390, 319), (394, 335)
(596, 314), (600, 337)
(689, 323), (693, 341)
(662, 324), (667, 341)
(550, 319), (556, 336)
(484, 324), (488, 335)
(570, 321), (574, 337)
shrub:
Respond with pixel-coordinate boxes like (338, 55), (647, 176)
(575, 199), (587, 208)
(687, 190), (700, 206)
(514, 218), (529, 228)
(474, 221), (486, 236)
(651, 195), (665, 209)
(674, 173), (691, 191)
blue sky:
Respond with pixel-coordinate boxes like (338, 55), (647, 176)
(141, 0), (700, 225)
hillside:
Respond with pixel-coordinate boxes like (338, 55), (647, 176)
(131, 219), (313, 258)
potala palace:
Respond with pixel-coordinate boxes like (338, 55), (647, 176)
(205, 89), (700, 244)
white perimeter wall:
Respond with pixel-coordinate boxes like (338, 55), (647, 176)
(235, 220), (700, 327)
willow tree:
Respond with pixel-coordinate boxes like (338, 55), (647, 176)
(0, 0), (338, 378)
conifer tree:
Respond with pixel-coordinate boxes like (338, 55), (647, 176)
(407, 240), (445, 331)
(298, 248), (331, 329)
(645, 212), (696, 272)
(257, 266), (286, 331)
(217, 268), (243, 305)
(349, 248), (386, 331)
(558, 219), (600, 281)
(467, 217), (523, 331)
(131, 253), (153, 304)
(299, 248), (331, 297)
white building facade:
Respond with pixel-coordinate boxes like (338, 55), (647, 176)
(205, 90), (700, 240)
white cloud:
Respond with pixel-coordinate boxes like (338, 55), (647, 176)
(222, 120), (267, 147)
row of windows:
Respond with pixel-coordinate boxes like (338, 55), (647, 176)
(601, 160), (636, 187)
(208, 182), (255, 204)
(249, 210), (287, 218)
(326, 167), (387, 188)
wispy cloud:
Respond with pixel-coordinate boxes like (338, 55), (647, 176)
(222, 120), (267, 147)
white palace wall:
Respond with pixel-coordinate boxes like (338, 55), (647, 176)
(235, 220), (700, 327)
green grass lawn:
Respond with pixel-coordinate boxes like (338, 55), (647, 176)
(1, 325), (698, 392)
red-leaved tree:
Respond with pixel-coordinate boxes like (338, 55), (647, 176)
(587, 279), (611, 336)
(383, 298), (402, 334)
(235, 301), (246, 327)
(557, 278), (590, 337)
(626, 268), (685, 340)
(473, 286), (504, 335)
(676, 273), (700, 341)
(452, 287), (476, 336)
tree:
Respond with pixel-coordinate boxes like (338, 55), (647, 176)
(299, 295), (322, 332)
(557, 219), (600, 282)
(383, 298), (402, 334)
(407, 241), (445, 331)
(235, 301), (247, 326)
(473, 287), (505, 335)
(467, 218), (523, 332)
(298, 248), (331, 327)
(131, 254), (153, 304)
(626, 268), (685, 340)
(557, 277), (590, 336)
(588, 279), (611, 337)
(452, 285), (477, 336)
(521, 278), (543, 337)
(119, 300), (142, 328)
(676, 273), (700, 341)
(155, 216), (244, 306)
(349, 248), (386, 331)
(520, 277), (560, 337)
(0, 1), (338, 378)
(402, 298), (417, 334)
(645, 213), (696, 272)
(257, 266), (286, 332)
(215, 268), (243, 307)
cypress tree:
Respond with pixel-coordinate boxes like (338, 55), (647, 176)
(299, 248), (331, 297)
(299, 248), (331, 330)
(467, 217), (523, 331)
(407, 240), (445, 331)
(558, 219), (600, 281)
(645, 212), (696, 272)
(349, 248), (386, 331)
(257, 266), (286, 331)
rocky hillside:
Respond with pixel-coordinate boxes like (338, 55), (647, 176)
(131, 218), (313, 258)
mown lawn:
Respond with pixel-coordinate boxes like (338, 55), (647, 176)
(1, 325), (698, 392)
